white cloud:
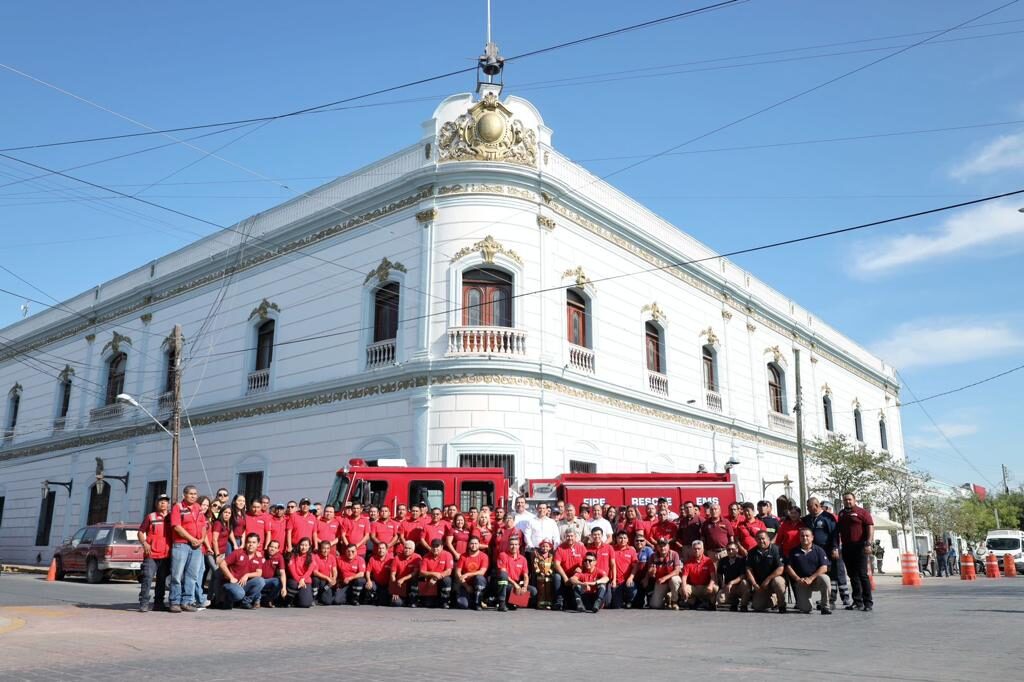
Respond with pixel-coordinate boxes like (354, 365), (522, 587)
(906, 423), (977, 451)
(950, 131), (1024, 180)
(871, 320), (1024, 369)
(851, 200), (1024, 275)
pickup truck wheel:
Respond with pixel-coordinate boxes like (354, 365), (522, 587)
(54, 557), (66, 581)
(86, 558), (103, 584)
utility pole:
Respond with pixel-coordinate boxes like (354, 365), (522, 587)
(1002, 464), (1010, 495)
(170, 324), (182, 503)
(794, 348), (807, 507)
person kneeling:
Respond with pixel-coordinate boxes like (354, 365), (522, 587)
(312, 540), (344, 605)
(260, 540), (288, 607)
(218, 533), (266, 609)
(497, 535), (536, 612)
(418, 539), (454, 608)
(571, 552), (609, 613)
(389, 541), (421, 607)
(681, 540), (719, 610)
(455, 537), (490, 609)
(336, 543), (368, 605)
(786, 528), (832, 615)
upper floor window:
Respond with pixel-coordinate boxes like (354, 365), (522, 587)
(58, 377), (72, 419)
(822, 395), (834, 432)
(6, 385), (20, 439)
(702, 345), (717, 392)
(767, 363), (785, 414)
(879, 418), (888, 450)
(255, 319), (275, 371)
(373, 282), (400, 342)
(854, 408), (864, 442)
(645, 321), (664, 374)
(566, 289), (589, 348)
(462, 267), (511, 327)
(104, 353), (127, 405)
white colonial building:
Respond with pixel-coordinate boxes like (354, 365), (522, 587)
(0, 82), (903, 565)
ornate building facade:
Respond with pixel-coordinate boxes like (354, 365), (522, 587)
(0, 86), (903, 564)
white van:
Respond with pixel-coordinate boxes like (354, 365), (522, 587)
(981, 529), (1024, 573)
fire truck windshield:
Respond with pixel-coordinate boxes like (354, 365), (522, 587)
(327, 473), (351, 509)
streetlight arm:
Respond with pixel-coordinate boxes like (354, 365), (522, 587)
(124, 399), (173, 437)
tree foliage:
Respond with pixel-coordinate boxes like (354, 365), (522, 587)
(807, 434), (888, 505)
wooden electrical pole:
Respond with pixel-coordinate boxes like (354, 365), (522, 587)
(794, 348), (807, 508)
(170, 324), (182, 503)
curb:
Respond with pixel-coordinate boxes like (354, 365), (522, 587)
(1, 564), (50, 575)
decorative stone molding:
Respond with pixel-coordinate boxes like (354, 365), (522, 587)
(699, 327), (719, 346)
(58, 365), (75, 382)
(9, 382), (22, 397)
(721, 310), (732, 321)
(822, 383), (832, 397)
(101, 332), (132, 356)
(746, 322), (756, 333)
(437, 92), (537, 167)
(852, 398), (861, 409)
(450, 235), (522, 265)
(810, 356), (818, 364)
(415, 208), (438, 224)
(85, 334), (96, 343)
(562, 266), (592, 289)
(364, 257), (407, 285)
(139, 313), (152, 325)
(537, 215), (556, 231)
(765, 345), (783, 365)
(248, 299), (280, 322)
(641, 302), (667, 323)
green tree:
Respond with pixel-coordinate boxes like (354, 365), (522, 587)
(807, 434), (888, 505)
(874, 452), (932, 545)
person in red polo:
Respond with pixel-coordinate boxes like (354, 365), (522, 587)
(420, 508), (448, 553)
(370, 505), (400, 554)
(286, 498), (317, 553)
(681, 540), (719, 610)
(138, 493), (171, 612)
(366, 540), (394, 606)
(341, 502), (371, 555)
(399, 506), (425, 551)
(496, 534), (534, 612)
(244, 499), (268, 547)
(389, 540), (421, 607)
(610, 530), (638, 609)
(700, 503), (734, 560)
(217, 533), (265, 609)
(455, 536), (490, 610)
(315, 505), (341, 554)
(774, 505), (804, 557)
(260, 539), (288, 607)
(838, 491), (875, 611)
(418, 538), (455, 608)
(336, 543), (368, 605)
(311, 540), (343, 605)
(286, 537), (314, 608)
(266, 504), (287, 550)
(648, 509), (678, 545)
(570, 553), (609, 613)
(674, 501), (703, 559)
(169, 485), (207, 613)
(734, 502), (767, 556)
(553, 527), (587, 611)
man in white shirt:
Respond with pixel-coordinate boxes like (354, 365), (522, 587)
(524, 503), (561, 555)
(584, 505), (613, 539)
(512, 496), (535, 534)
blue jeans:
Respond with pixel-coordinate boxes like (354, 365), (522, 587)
(169, 544), (203, 606)
(573, 583), (608, 611)
(611, 581), (637, 608)
(456, 576), (487, 609)
(191, 557), (207, 605)
(261, 577), (283, 604)
(223, 577), (265, 605)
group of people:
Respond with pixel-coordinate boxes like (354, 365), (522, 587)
(137, 484), (877, 615)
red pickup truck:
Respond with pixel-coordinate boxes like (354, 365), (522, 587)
(53, 523), (144, 583)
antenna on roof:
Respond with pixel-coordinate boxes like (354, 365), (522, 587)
(477, 0), (504, 96)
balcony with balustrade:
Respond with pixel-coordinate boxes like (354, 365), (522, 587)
(366, 339), (397, 369)
(247, 368), (271, 395)
(647, 370), (669, 396)
(768, 410), (795, 432)
(567, 344), (595, 374)
(447, 327), (527, 357)
(89, 403), (125, 423)
(704, 389), (723, 413)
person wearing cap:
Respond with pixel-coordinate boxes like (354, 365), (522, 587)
(286, 498), (317, 554)
(610, 530), (639, 609)
(418, 538), (455, 608)
(756, 500), (780, 539)
(570, 552), (609, 612)
(138, 493), (171, 612)
(496, 534), (534, 611)
(716, 542), (750, 611)
(786, 527), (832, 614)
(553, 527), (587, 611)
(681, 540), (719, 610)
(532, 538), (556, 609)
(557, 504), (586, 542)
(217, 533), (266, 610)
(646, 538), (682, 610)
(804, 497), (850, 609)
(745, 529), (787, 613)
(455, 536), (490, 609)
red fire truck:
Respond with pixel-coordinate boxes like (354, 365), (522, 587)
(325, 459), (738, 513)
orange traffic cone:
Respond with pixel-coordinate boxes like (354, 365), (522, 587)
(900, 552), (921, 587)
(985, 552), (1001, 578)
(869, 561), (876, 589)
(46, 558), (57, 582)
(1004, 554), (1018, 577)
(960, 555), (976, 581)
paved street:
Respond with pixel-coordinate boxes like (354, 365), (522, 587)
(0, 573), (1021, 680)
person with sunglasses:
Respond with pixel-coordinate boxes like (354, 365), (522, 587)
(570, 553), (609, 613)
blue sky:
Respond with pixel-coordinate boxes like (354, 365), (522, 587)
(1, 1), (1022, 491)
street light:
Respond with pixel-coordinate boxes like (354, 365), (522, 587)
(41, 479), (73, 499)
(724, 457), (741, 473)
(117, 392), (179, 501)
(116, 393), (172, 436)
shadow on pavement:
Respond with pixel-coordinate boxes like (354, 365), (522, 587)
(72, 603), (143, 611)
(961, 608), (1024, 613)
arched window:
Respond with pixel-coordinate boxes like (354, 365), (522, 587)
(462, 268), (512, 327)
(854, 408), (864, 442)
(373, 282), (400, 342)
(255, 319), (275, 371)
(879, 418), (888, 450)
(566, 289), (589, 348)
(702, 345), (717, 392)
(58, 377), (72, 420)
(767, 363), (785, 414)
(645, 321), (664, 374)
(823, 395), (834, 432)
(104, 353), (127, 405)
(6, 386), (20, 441)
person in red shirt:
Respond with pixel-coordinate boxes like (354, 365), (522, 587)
(420, 508), (447, 553)
(727, 502), (743, 526)
(243, 499), (268, 548)
(648, 509), (678, 545)
(336, 543), (368, 605)
(496, 534), (534, 612)
(674, 502), (703, 559)
(341, 502), (371, 555)
(681, 540), (719, 610)
(586, 527), (615, 607)
(570, 553), (609, 612)
(734, 502), (767, 556)
(455, 536), (490, 610)
(553, 527), (587, 611)
(399, 506), (425, 550)
(395, 504), (408, 523)
(444, 513), (472, 562)
(646, 538), (682, 609)
(217, 533), (265, 609)
(312, 540), (344, 605)
(286, 537), (314, 608)
(474, 512), (496, 557)
(610, 530), (639, 609)
(774, 506), (804, 557)
(286, 498), (317, 553)
(315, 505), (342, 554)
(370, 506), (400, 554)
(389, 540), (421, 607)
(266, 504), (287, 550)
(418, 538), (455, 608)
(700, 503), (735, 560)
(138, 494), (171, 612)
(616, 505), (648, 543)
(260, 539), (288, 607)
(366, 540), (394, 606)
(838, 491), (875, 611)
(169, 485), (207, 612)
